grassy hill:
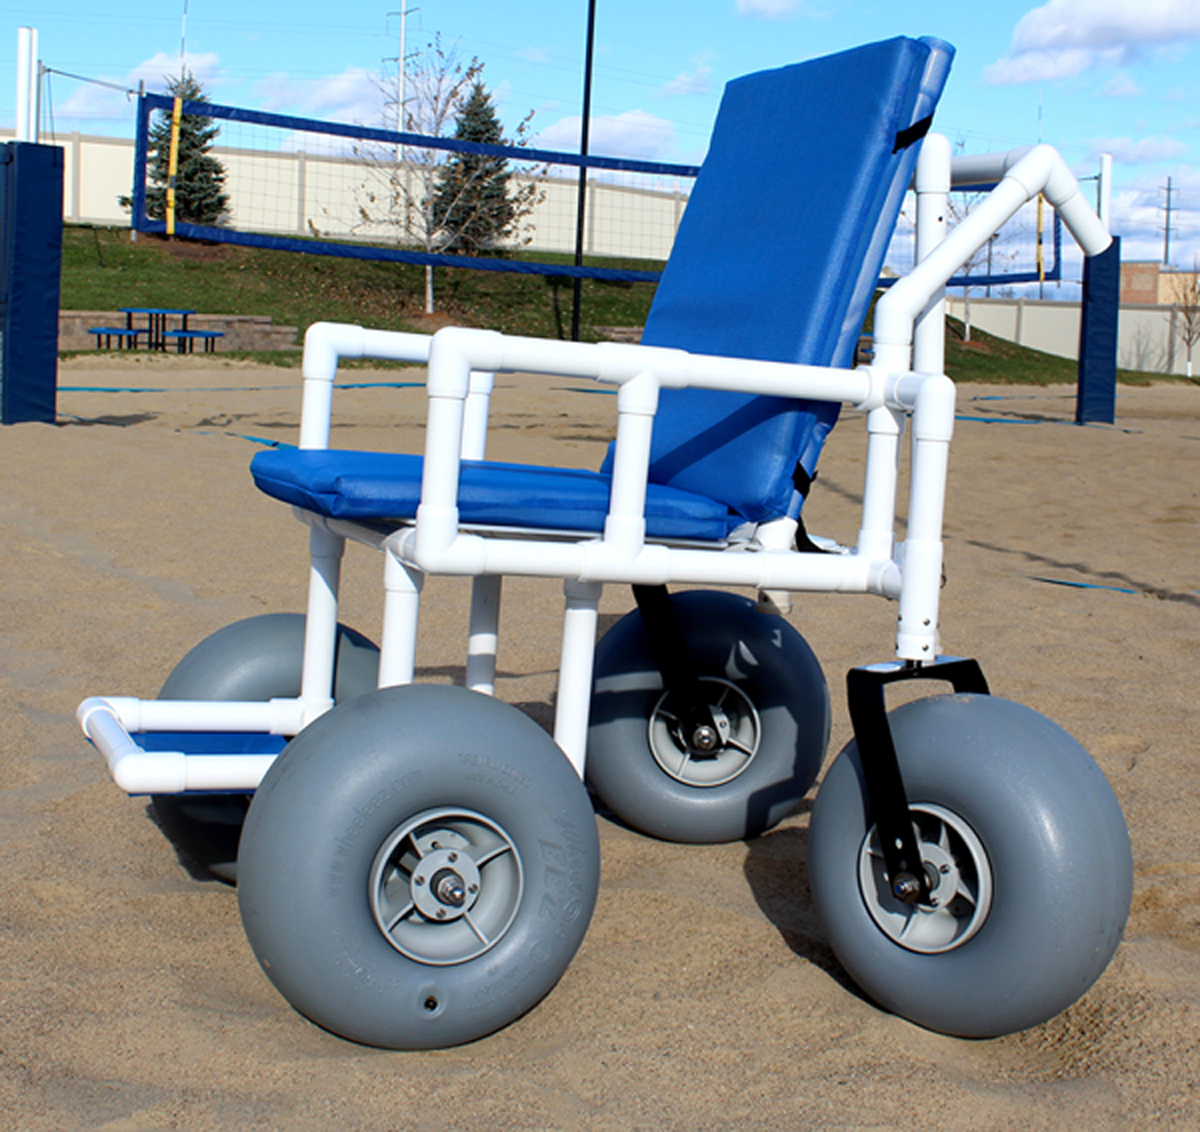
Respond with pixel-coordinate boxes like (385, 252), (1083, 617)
(60, 226), (657, 346)
(61, 225), (1170, 384)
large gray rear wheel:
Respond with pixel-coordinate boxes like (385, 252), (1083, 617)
(238, 684), (601, 1049)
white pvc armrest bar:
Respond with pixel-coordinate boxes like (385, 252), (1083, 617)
(462, 370), (495, 460)
(299, 322), (433, 450)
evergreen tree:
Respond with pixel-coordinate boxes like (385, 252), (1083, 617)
(124, 74), (229, 226)
(429, 83), (516, 254)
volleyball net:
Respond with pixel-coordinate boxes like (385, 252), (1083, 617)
(129, 92), (1062, 292)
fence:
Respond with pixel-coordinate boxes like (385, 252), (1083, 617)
(946, 294), (1194, 376)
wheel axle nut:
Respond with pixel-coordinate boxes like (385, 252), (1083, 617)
(892, 873), (922, 903)
(691, 725), (719, 752)
(431, 868), (467, 907)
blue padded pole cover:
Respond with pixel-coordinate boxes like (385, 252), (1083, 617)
(1076, 236), (1120, 426)
(0, 143), (63, 425)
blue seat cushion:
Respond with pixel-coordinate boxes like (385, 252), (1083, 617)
(251, 448), (743, 542)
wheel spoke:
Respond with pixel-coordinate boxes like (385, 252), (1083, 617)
(952, 877), (978, 909)
(724, 737), (755, 758)
(463, 910), (491, 946)
(386, 900), (417, 933)
(405, 834), (428, 861)
(470, 840), (513, 869)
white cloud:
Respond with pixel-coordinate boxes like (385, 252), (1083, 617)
(52, 52), (223, 125)
(535, 110), (675, 160)
(987, 0), (1200, 85)
(132, 52), (222, 92)
(657, 57), (714, 98)
(252, 67), (379, 125)
(518, 47), (551, 66)
(1101, 72), (1140, 97)
(735, 0), (801, 17)
(1087, 134), (1189, 163)
(734, 0), (828, 19)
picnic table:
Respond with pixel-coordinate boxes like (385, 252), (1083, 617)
(88, 308), (223, 353)
(122, 307), (195, 351)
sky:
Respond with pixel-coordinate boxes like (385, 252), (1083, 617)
(5, 0), (1200, 276)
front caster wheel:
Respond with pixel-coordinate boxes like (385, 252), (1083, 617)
(587, 590), (829, 843)
(237, 684), (601, 1049)
(808, 693), (1132, 1038)
(151, 613), (379, 882)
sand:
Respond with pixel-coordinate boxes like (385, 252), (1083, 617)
(1, 352), (1198, 1130)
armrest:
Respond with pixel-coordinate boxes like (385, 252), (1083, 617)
(411, 326), (881, 565)
(298, 321), (433, 450)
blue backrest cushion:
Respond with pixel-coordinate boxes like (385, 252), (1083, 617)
(610, 36), (953, 524)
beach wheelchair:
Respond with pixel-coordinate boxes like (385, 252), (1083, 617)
(79, 36), (1132, 1049)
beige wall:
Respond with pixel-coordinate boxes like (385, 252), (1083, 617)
(946, 295), (1193, 376)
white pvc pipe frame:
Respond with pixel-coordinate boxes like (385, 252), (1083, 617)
(79, 136), (1112, 795)
(15, 28), (38, 143)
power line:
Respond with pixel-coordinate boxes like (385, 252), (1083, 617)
(42, 67), (139, 96)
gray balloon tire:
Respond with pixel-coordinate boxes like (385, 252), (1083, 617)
(151, 613), (380, 883)
(236, 683), (601, 1050)
(807, 693), (1132, 1038)
(586, 590), (830, 843)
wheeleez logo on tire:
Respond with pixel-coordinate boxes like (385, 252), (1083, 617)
(325, 771), (424, 896)
(457, 751), (533, 792)
(538, 817), (590, 928)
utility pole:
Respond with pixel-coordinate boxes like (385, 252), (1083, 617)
(571, 0), (598, 342)
(1161, 175), (1176, 267)
(386, 8), (419, 243)
(180, 0), (189, 78)
(387, 7), (419, 133)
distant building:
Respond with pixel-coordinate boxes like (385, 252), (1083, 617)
(1120, 261), (1200, 305)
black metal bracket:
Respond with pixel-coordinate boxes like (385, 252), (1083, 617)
(631, 585), (721, 754)
(846, 657), (989, 905)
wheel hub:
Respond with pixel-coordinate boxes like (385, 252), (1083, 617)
(411, 848), (481, 922)
(858, 802), (993, 954)
(369, 808), (523, 965)
(648, 677), (761, 787)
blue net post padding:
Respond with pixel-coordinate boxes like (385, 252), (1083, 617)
(1076, 236), (1120, 426)
(0, 142), (63, 425)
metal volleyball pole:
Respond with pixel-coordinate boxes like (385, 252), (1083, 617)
(570, 0), (597, 342)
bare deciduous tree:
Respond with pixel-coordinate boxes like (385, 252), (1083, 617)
(349, 36), (541, 315)
(1168, 257), (1200, 381)
(945, 191), (1015, 343)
